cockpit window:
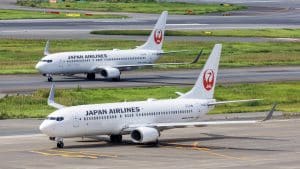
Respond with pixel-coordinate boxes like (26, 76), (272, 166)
(57, 117), (64, 121)
(41, 59), (53, 63)
(46, 116), (64, 121)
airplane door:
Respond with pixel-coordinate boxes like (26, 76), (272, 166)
(59, 59), (64, 71)
(73, 113), (80, 128)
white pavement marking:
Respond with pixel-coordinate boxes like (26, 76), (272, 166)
(0, 134), (44, 139)
(167, 24), (209, 26)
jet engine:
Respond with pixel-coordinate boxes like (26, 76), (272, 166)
(100, 67), (121, 79)
(130, 127), (159, 143)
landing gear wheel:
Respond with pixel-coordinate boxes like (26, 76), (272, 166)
(57, 141), (64, 148)
(87, 73), (96, 80)
(110, 135), (122, 143)
(147, 140), (160, 147)
(112, 76), (121, 81)
(47, 76), (53, 82)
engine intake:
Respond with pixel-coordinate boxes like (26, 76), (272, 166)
(100, 67), (120, 79)
(130, 127), (159, 143)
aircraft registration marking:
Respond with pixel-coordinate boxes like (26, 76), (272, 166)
(30, 149), (118, 159)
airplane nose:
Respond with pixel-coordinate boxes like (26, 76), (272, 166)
(35, 62), (42, 71)
(39, 121), (47, 133)
(39, 120), (55, 136)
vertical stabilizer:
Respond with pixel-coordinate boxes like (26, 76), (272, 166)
(179, 44), (222, 99)
(136, 11), (168, 51)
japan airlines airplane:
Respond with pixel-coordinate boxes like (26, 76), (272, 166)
(39, 44), (276, 148)
(35, 11), (199, 82)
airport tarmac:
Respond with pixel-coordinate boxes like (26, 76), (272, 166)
(0, 117), (299, 169)
(1, 0), (300, 40)
(1, 66), (299, 94)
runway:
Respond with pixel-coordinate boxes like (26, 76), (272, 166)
(0, 116), (299, 169)
(1, 0), (300, 40)
(1, 66), (300, 94)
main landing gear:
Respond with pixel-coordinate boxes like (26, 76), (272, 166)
(87, 73), (96, 80)
(111, 76), (121, 82)
(110, 135), (122, 143)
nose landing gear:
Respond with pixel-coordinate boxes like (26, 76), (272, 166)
(57, 141), (64, 148)
(46, 74), (53, 82)
(55, 137), (64, 148)
(48, 76), (53, 82)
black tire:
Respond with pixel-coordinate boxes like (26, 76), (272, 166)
(87, 73), (96, 80)
(57, 141), (64, 148)
(112, 76), (121, 81)
(47, 77), (53, 82)
(110, 135), (122, 143)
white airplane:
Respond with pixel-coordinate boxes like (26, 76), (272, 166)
(39, 44), (275, 148)
(35, 11), (199, 82)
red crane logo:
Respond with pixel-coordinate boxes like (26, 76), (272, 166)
(203, 69), (215, 91)
(154, 29), (163, 44)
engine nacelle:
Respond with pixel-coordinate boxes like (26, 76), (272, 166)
(100, 67), (120, 78)
(130, 127), (159, 143)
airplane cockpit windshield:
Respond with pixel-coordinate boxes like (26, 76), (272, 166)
(46, 116), (64, 121)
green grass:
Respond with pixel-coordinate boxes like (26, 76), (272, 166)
(0, 39), (299, 74)
(0, 9), (126, 20)
(18, 1), (245, 15)
(91, 28), (300, 38)
(1, 82), (299, 119)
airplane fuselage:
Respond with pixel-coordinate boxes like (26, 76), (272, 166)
(40, 98), (215, 138)
(36, 49), (161, 74)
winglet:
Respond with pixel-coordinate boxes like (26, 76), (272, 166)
(191, 49), (203, 64)
(48, 83), (65, 109)
(44, 40), (50, 56)
(262, 103), (277, 121)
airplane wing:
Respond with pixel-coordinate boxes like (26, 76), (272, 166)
(118, 49), (202, 68)
(207, 99), (263, 106)
(122, 104), (276, 132)
(48, 84), (66, 109)
(94, 49), (202, 72)
(157, 50), (190, 55)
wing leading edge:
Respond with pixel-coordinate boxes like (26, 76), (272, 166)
(94, 49), (202, 72)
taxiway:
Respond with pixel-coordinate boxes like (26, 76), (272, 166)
(0, 116), (299, 169)
(1, 66), (300, 93)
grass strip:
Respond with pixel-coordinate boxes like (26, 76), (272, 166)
(0, 82), (299, 119)
(17, 1), (245, 15)
(0, 9), (126, 20)
(91, 29), (300, 38)
(0, 39), (299, 74)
